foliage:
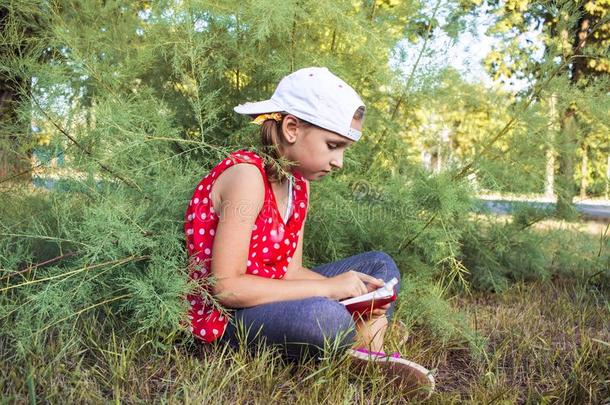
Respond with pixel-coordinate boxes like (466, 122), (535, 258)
(3, 0), (488, 356)
(460, 212), (552, 292)
(458, 0), (610, 213)
(0, 2), (609, 403)
(1, 279), (608, 403)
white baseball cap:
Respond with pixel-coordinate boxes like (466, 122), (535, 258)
(234, 67), (365, 141)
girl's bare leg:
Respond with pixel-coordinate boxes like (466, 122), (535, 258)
(354, 315), (388, 352)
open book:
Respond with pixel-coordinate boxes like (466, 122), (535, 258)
(339, 277), (398, 316)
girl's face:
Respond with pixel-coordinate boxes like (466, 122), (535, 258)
(280, 115), (360, 181)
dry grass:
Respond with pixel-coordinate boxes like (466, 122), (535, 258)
(437, 280), (610, 403)
(2, 279), (608, 404)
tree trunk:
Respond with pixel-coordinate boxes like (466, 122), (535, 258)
(606, 155), (610, 199)
(579, 142), (588, 199)
(544, 143), (555, 197)
(544, 93), (557, 197)
(554, 11), (592, 218)
(555, 107), (578, 219)
(0, 7), (31, 183)
(571, 14), (593, 84)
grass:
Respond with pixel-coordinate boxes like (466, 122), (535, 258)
(1, 278), (608, 404)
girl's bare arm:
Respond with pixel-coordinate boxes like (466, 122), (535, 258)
(210, 165), (381, 308)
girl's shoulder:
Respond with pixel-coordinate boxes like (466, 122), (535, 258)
(228, 149), (264, 164)
(207, 149), (307, 197)
(209, 149), (266, 187)
(206, 149), (265, 180)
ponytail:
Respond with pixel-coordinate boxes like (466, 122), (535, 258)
(353, 105), (365, 121)
(260, 117), (290, 183)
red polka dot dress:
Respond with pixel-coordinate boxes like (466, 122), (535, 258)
(184, 150), (309, 343)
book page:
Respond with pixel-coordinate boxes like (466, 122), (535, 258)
(339, 277), (398, 306)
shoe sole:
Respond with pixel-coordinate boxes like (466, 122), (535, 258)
(348, 349), (435, 399)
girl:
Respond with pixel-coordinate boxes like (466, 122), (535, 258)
(184, 67), (434, 396)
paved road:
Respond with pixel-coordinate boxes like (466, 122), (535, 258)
(478, 199), (610, 220)
(31, 176), (610, 220)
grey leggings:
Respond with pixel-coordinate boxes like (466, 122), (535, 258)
(219, 251), (401, 360)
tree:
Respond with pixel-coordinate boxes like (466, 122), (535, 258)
(463, 0), (610, 215)
(0, 6), (33, 182)
(6, 0), (476, 355)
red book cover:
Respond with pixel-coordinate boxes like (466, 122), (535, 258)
(339, 278), (398, 317)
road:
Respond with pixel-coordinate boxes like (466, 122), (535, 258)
(478, 196), (610, 220)
(30, 176), (610, 220)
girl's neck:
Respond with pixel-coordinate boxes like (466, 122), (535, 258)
(271, 173), (293, 186)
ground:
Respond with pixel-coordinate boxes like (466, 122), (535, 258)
(2, 278), (608, 403)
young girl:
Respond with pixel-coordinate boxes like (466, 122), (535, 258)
(184, 67), (434, 396)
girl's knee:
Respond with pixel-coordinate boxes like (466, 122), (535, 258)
(283, 299), (355, 361)
(301, 298), (355, 348)
(365, 251), (401, 282)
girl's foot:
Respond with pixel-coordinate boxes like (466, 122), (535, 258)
(348, 348), (435, 400)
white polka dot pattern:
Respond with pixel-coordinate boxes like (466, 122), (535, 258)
(183, 150), (308, 344)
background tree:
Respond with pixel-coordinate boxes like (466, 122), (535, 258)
(1, 2), (609, 402)
(2, 0), (480, 353)
(462, 0), (609, 216)
(0, 5), (40, 181)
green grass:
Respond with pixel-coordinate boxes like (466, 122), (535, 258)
(2, 279), (608, 404)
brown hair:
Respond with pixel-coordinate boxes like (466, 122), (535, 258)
(353, 105), (366, 121)
(259, 116), (304, 183)
(260, 106), (365, 182)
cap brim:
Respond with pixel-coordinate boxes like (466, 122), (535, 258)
(234, 99), (284, 116)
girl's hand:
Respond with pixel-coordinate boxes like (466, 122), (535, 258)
(370, 303), (391, 318)
(323, 271), (385, 300)
(352, 303), (391, 322)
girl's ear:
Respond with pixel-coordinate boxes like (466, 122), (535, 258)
(281, 115), (299, 144)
